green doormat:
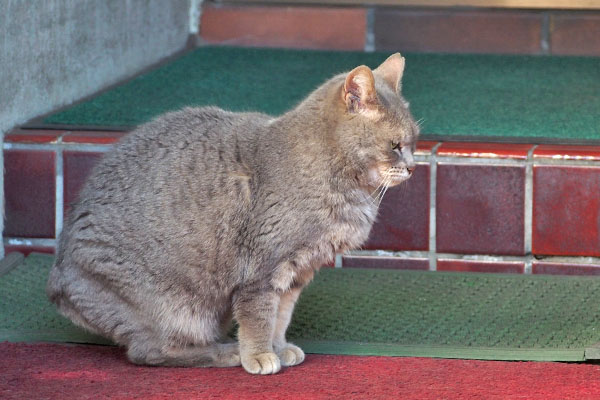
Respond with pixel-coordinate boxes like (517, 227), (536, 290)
(3, 253), (600, 362)
(39, 47), (600, 141)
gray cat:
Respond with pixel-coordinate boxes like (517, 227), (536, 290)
(47, 53), (418, 374)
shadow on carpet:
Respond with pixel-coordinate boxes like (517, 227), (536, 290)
(3, 253), (600, 362)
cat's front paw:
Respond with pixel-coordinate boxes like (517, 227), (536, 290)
(241, 352), (281, 375)
(276, 343), (305, 367)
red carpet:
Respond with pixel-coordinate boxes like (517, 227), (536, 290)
(2, 342), (600, 400)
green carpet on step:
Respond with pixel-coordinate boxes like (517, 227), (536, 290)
(41, 47), (600, 140)
(3, 253), (600, 361)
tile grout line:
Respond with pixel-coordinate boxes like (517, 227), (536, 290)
(524, 145), (538, 274)
(10, 238), (600, 269)
(4, 237), (57, 247)
(428, 143), (442, 271)
(436, 156), (527, 166)
(4, 142), (113, 153)
(364, 7), (375, 53)
(0, 132), (3, 259)
(5, 142), (600, 165)
(55, 135), (64, 240)
(541, 12), (551, 55)
(335, 254), (342, 268)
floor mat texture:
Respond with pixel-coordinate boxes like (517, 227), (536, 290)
(3, 342), (600, 400)
(3, 253), (600, 361)
(40, 47), (600, 140)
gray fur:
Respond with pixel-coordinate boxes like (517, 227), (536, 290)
(47, 55), (419, 374)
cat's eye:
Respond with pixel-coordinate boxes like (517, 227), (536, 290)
(391, 141), (399, 150)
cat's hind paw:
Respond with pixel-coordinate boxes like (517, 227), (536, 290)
(241, 352), (281, 375)
(276, 343), (305, 367)
(214, 342), (241, 367)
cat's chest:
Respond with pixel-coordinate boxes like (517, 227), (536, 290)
(328, 198), (378, 252)
(272, 195), (378, 292)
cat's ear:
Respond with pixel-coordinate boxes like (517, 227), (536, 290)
(374, 53), (405, 93)
(342, 65), (378, 115)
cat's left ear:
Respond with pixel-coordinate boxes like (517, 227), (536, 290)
(342, 65), (378, 115)
(374, 53), (406, 93)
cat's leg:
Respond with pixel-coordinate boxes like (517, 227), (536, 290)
(232, 287), (281, 374)
(272, 287), (305, 367)
(54, 263), (239, 368)
(127, 337), (241, 367)
(126, 305), (241, 367)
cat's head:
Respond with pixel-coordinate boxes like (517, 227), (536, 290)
(334, 53), (419, 190)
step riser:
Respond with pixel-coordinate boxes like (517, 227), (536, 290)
(199, 4), (600, 56)
(6, 130), (600, 275)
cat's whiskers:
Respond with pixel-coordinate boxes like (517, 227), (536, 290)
(362, 177), (387, 206)
(376, 172), (393, 207)
(370, 170), (394, 207)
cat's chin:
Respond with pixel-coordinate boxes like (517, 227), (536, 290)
(387, 174), (411, 186)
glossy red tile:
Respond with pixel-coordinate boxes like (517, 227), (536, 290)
(551, 13), (600, 56)
(374, 9), (542, 54)
(365, 164), (429, 251)
(437, 259), (524, 274)
(5, 129), (63, 144)
(533, 166), (600, 257)
(4, 150), (56, 238)
(415, 141), (438, 155)
(342, 256), (429, 270)
(4, 245), (55, 256)
(201, 5), (366, 50)
(533, 144), (600, 162)
(532, 261), (600, 276)
(63, 131), (125, 144)
(437, 164), (525, 255)
(437, 142), (533, 160)
(64, 152), (104, 213)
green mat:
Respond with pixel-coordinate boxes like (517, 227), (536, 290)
(40, 46), (600, 140)
(3, 253), (600, 362)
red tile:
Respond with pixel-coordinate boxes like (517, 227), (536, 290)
(4, 150), (56, 238)
(551, 13), (600, 56)
(63, 131), (125, 144)
(4, 245), (55, 256)
(437, 259), (524, 274)
(415, 141), (438, 155)
(533, 166), (600, 257)
(5, 129), (63, 144)
(437, 142), (533, 160)
(437, 164), (525, 255)
(365, 164), (429, 251)
(374, 9), (542, 54)
(342, 256), (429, 270)
(64, 152), (104, 213)
(200, 5), (366, 50)
(534, 144), (600, 161)
(532, 261), (600, 276)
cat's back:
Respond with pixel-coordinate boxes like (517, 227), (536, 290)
(79, 106), (268, 203)
(59, 106), (271, 267)
(102, 106), (268, 173)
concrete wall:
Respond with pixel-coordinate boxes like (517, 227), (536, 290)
(0, 0), (191, 134)
(0, 0), (194, 258)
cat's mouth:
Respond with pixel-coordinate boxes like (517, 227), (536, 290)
(367, 165), (414, 190)
(385, 168), (413, 186)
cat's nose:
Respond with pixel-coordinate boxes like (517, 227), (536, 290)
(407, 165), (416, 175)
